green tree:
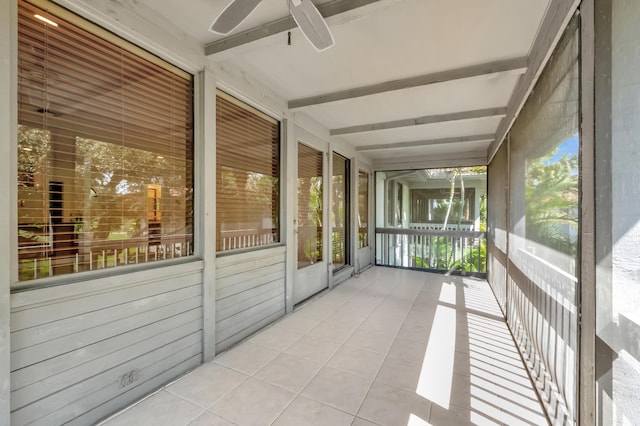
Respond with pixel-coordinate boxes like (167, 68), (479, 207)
(525, 151), (578, 257)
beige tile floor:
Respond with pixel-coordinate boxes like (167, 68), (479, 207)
(101, 267), (548, 426)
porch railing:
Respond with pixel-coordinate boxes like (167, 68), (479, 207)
(375, 227), (486, 274)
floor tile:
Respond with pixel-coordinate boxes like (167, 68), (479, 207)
(188, 411), (236, 426)
(214, 342), (280, 375)
(104, 390), (203, 426)
(166, 363), (249, 409)
(248, 324), (306, 351)
(307, 320), (358, 342)
(386, 337), (428, 365)
(210, 378), (294, 425)
(351, 417), (380, 426)
(302, 366), (372, 415)
(374, 356), (422, 392)
(326, 344), (385, 379)
(272, 395), (354, 426)
(285, 334), (343, 364)
(396, 321), (433, 344)
(358, 382), (431, 426)
(428, 403), (479, 426)
(345, 327), (395, 354)
(255, 352), (322, 393)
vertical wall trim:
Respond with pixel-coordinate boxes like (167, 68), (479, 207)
(284, 116), (296, 314)
(0, 0), (16, 422)
(350, 158), (357, 273)
(592, 0), (613, 423)
(327, 149), (334, 288)
(579, 1), (597, 425)
(505, 134), (511, 319)
(199, 69), (217, 361)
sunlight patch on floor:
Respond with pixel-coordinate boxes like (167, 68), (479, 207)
(416, 282), (456, 409)
(407, 413), (432, 426)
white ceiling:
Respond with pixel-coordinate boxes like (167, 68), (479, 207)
(137, 0), (552, 168)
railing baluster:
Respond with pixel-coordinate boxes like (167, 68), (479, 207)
(374, 227), (486, 274)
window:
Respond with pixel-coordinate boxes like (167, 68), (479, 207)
(216, 91), (280, 252)
(332, 153), (350, 270)
(358, 171), (368, 248)
(411, 188), (476, 223)
(17, 0), (194, 283)
(297, 143), (323, 269)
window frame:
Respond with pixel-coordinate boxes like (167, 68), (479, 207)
(14, 0), (195, 289)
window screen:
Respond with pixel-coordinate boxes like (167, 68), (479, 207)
(216, 91), (280, 252)
(17, 0), (194, 283)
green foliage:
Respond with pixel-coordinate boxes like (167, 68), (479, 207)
(411, 237), (486, 273)
(525, 150), (578, 257)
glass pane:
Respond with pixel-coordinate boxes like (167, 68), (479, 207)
(332, 154), (349, 270)
(17, 1), (194, 282)
(358, 171), (368, 248)
(297, 143), (323, 269)
(216, 92), (280, 252)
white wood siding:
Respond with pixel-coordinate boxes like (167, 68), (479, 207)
(9, 261), (204, 426)
(215, 246), (286, 352)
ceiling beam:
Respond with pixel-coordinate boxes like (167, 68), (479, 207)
(374, 152), (489, 171)
(288, 57), (527, 109)
(205, 0), (383, 55)
(355, 134), (495, 152)
(331, 107), (506, 136)
(487, 0), (580, 162)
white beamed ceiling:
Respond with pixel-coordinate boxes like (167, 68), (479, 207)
(137, 0), (551, 166)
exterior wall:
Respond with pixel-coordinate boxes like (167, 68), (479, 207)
(215, 246), (286, 352)
(10, 262), (203, 425)
(595, 0), (640, 423)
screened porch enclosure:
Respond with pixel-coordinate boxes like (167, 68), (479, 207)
(4, 0), (639, 425)
(375, 168), (487, 274)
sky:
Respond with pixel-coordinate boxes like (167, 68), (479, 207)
(545, 132), (579, 165)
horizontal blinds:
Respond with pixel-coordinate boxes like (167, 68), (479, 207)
(17, 0), (194, 282)
(216, 92), (280, 252)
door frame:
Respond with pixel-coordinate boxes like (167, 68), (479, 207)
(293, 127), (330, 305)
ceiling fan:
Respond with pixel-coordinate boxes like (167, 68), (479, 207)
(209, 0), (335, 52)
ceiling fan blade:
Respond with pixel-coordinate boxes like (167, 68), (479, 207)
(209, 0), (263, 34)
(289, 0), (335, 52)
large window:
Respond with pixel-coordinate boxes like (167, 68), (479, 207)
(216, 92), (280, 252)
(17, 0), (194, 283)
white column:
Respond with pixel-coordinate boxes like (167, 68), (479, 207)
(197, 69), (217, 361)
(0, 0), (17, 422)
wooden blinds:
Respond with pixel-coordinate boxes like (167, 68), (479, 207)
(216, 92), (280, 252)
(17, 0), (194, 283)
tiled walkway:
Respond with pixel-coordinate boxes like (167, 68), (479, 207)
(101, 267), (547, 426)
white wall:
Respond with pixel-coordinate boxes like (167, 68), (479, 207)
(597, 1), (640, 423)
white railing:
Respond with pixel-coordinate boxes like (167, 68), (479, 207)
(376, 227), (486, 274)
(220, 229), (277, 251)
